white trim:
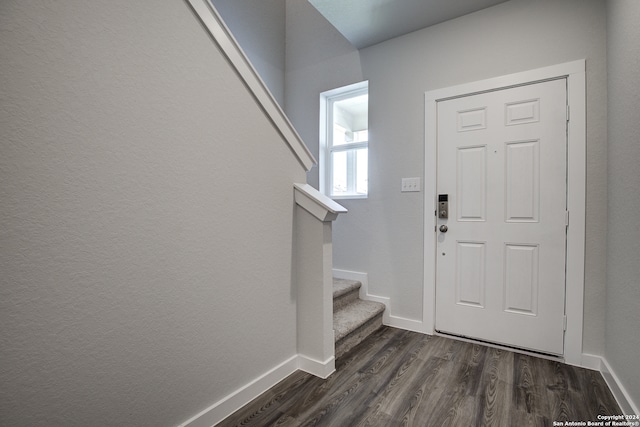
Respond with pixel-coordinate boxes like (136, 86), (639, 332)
(600, 357), (640, 416)
(387, 315), (426, 333)
(423, 60), (587, 364)
(178, 355), (298, 427)
(563, 62), (587, 366)
(580, 354), (640, 416)
(297, 355), (335, 379)
(186, 0), (316, 172)
(178, 353), (338, 427)
(580, 353), (603, 371)
(294, 183), (347, 222)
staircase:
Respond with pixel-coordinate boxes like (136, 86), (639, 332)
(333, 278), (386, 359)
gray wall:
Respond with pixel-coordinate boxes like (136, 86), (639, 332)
(605, 0), (640, 409)
(285, 0), (364, 182)
(285, 0), (608, 355)
(0, 1), (305, 425)
(212, 0), (286, 106)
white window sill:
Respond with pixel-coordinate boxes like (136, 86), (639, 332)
(330, 194), (368, 201)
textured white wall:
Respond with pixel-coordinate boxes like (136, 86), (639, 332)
(0, 1), (305, 425)
(605, 0), (640, 409)
(211, 0), (286, 107)
(286, 0), (608, 355)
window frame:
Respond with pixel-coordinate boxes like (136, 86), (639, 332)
(319, 81), (369, 200)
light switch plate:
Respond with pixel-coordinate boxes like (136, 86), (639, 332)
(401, 177), (421, 192)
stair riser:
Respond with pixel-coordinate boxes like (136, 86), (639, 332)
(335, 313), (383, 359)
(333, 288), (360, 312)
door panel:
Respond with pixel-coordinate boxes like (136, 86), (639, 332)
(435, 79), (567, 355)
(457, 146), (487, 221)
(503, 243), (539, 315)
(505, 140), (539, 222)
(455, 241), (486, 308)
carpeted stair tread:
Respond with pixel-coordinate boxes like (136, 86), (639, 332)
(332, 278), (361, 299)
(333, 299), (385, 343)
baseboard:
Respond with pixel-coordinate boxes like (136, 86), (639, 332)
(580, 353), (603, 371)
(178, 355), (298, 427)
(580, 353), (639, 416)
(600, 356), (640, 416)
(387, 315), (427, 334)
(298, 354), (335, 379)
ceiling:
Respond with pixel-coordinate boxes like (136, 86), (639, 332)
(308, 0), (510, 49)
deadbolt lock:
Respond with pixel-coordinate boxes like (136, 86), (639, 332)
(438, 194), (449, 219)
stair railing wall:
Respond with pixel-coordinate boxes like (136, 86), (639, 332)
(293, 184), (347, 378)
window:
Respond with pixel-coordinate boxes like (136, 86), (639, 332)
(320, 81), (368, 199)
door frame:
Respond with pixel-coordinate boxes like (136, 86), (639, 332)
(423, 60), (586, 365)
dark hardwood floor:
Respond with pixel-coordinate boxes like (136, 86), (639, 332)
(219, 327), (621, 426)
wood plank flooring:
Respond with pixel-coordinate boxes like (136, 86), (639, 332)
(219, 327), (621, 427)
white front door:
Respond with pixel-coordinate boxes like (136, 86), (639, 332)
(435, 79), (567, 355)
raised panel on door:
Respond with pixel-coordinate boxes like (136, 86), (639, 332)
(455, 241), (486, 308)
(505, 140), (540, 222)
(457, 146), (487, 221)
(503, 243), (539, 315)
(457, 107), (487, 132)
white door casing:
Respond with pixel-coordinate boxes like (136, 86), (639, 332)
(424, 60), (586, 365)
(435, 79), (567, 355)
